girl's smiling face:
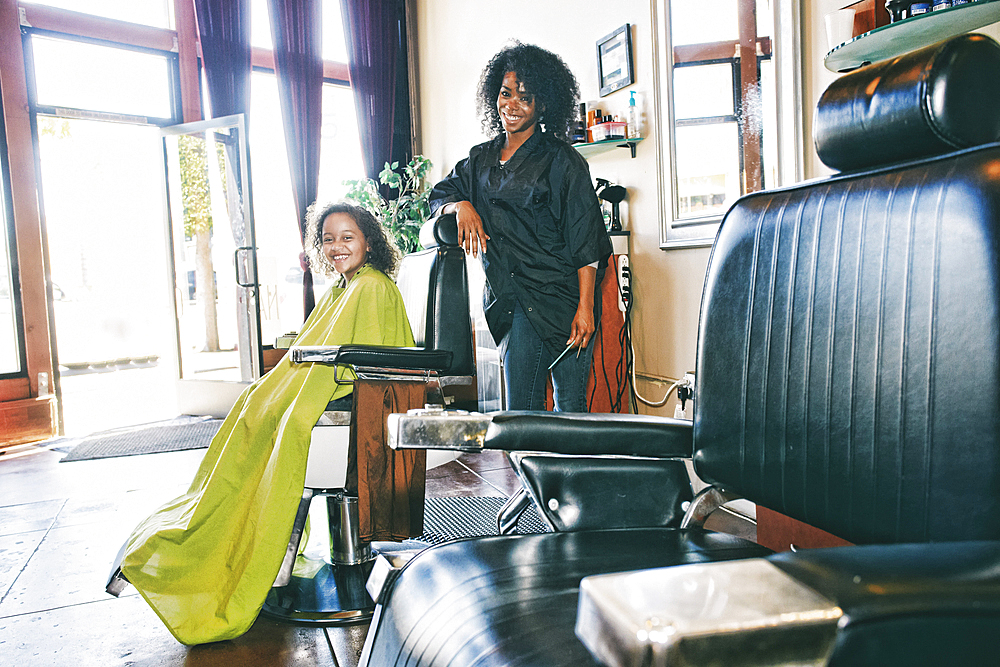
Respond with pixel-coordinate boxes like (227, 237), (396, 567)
(322, 212), (370, 282)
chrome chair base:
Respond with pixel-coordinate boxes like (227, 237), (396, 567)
(260, 555), (378, 626)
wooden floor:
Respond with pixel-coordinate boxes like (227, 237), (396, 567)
(0, 434), (753, 666)
(0, 442), (519, 667)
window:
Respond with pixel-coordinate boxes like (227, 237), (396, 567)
(24, 0), (174, 29)
(248, 71), (364, 343)
(28, 33), (177, 123)
(655, 0), (798, 247)
(1, 89), (26, 376)
(251, 0), (348, 62)
(243, 0), (365, 336)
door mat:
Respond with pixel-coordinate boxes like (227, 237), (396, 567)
(418, 495), (550, 544)
(59, 416), (222, 462)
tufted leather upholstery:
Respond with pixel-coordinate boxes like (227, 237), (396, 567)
(696, 142), (1000, 545)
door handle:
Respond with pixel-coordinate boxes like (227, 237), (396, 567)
(234, 246), (257, 288)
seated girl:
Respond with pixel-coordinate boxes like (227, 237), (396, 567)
(117, 202), (414, 645)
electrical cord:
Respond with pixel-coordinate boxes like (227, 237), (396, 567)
(629, 338), (684, 407)
(616, 282), (633, 412)
(615, 266), (687, 409)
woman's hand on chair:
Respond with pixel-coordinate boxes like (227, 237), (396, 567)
(448, 201), (490, 257)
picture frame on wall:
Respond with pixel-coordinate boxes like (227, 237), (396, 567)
(597, 24), (634, 97)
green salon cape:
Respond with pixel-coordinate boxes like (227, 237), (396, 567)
(121, 265), (414, 645)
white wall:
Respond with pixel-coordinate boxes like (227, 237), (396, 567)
(414, 0), (710, 415)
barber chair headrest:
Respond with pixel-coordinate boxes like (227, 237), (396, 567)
(418, 213), (459, 250)
(814, 33), (1000, 172)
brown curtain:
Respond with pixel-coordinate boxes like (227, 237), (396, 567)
(341, 0), (413, 189)
(267, 0), (324, 318)
(193, 0), (251, 119)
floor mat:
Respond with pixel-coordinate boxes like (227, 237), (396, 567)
(59, 416), (222, 462)
(419, 495), (550, 543)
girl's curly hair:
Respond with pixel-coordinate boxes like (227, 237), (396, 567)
(304, 201), (402, 280)
(477, 42), (581, 142)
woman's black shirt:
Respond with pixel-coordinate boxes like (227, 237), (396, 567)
(430, 131), (611, 356)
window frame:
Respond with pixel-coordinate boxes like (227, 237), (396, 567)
(22, 27), (182, 127)
(654, 0), (802, 249)
(0, 83), (28, 380)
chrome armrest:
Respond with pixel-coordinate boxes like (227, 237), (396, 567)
(388, 406), (493, 452)
(576, 559), (843, 667)
(579, 541), (1000, 667)
(290, 345), (342, 363)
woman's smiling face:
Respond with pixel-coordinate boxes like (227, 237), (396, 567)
(322, 212), (370, 282)
(497, 71), (541, 136)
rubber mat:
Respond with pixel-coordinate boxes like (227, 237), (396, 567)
(419, 495), (551, 544)
(59, 417), (222, 462)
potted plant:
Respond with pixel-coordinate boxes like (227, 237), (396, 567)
(343, 155), (432, 255)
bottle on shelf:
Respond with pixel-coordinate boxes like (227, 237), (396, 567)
(571, 103), (587, 144)
(627, 91), (640, 140)
(885, 0), (910, 21)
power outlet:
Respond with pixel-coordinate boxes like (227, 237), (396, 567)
(616, 254), (631, 313)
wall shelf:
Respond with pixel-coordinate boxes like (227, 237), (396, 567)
(573, 137), (643, 159)
(825, 0), (1000, 71)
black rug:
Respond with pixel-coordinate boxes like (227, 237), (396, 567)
(59, 416), (223, 462)
(419, 495), (550, 543)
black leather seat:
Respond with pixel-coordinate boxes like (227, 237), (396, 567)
(359, 34), (1000, 666)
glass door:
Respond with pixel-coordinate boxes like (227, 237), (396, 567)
(161, 114), (262, 416)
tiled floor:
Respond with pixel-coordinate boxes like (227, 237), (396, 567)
(0, 435), (753, 667)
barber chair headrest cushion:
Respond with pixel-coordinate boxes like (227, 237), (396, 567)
(814, 33), (1000, 172)
(418, 213), (459, 250)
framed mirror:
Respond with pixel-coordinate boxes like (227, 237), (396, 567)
(653, 0), (802, 248)
(598, 24), (635, 97)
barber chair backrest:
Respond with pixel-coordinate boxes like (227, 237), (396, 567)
(693, 34), (1000, 546)
(395, 213), (474, 377)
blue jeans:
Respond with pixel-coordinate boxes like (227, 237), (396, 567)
(499, 301), (595, 412)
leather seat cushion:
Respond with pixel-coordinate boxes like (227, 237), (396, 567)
(365, 528), (771, 667)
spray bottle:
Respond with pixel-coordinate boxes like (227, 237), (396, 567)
(627, 91), (640, 140)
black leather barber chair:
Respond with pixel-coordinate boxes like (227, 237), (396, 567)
(358, 34), (1000, 666)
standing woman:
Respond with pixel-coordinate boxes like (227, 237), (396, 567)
(430, 42), (611, 412)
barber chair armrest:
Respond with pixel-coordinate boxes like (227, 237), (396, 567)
(291, 344), (453, 374)
(576, 541), (1000, 667)
(389, 409), (693, 458)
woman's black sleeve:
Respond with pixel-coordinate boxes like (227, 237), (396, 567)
(429, 155), (475, 216)
(559, 151), (611, 267)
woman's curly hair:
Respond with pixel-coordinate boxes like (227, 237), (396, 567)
(477, 42), (580, 142)
(304, 201), (402, 280)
